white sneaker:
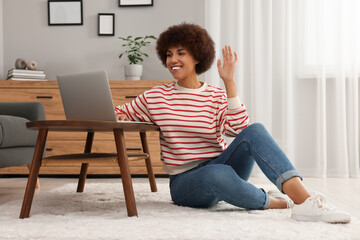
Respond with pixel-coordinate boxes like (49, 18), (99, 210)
(291, 194), (351, 223)
(268, 190), (294, 208)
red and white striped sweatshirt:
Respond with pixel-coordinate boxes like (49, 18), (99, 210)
(115, 81), (250, 175)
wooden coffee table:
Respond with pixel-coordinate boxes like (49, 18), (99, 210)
(20, 120), (160, 218)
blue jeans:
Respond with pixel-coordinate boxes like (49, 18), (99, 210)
(169, 123), (302, 209)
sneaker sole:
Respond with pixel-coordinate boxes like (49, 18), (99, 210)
(292, 214), (351, 224)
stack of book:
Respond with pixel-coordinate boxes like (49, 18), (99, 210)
(7, 69), (47, 81)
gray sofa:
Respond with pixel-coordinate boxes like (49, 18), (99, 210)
(0, 102), (46, 169)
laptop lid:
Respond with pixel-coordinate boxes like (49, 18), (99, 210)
(57, 70), (117, 122)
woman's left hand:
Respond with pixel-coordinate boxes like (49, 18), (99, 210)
(217, 45), (238, 84)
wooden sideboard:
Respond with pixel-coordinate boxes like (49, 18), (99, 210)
(0, 80), (172, 175)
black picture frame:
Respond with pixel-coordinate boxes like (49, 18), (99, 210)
(98, 13), (115, 36)
(119, 0), (153, 7)
(48, 0), (83, 26)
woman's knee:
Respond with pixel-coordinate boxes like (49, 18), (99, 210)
(237, 122), (270, 141)
(246, 122), (267, 133)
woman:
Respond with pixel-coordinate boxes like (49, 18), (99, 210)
(115, 23), (350, 223)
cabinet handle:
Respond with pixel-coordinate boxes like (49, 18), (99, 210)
(46, 148), (53, 151)
(36, 96), (53, 99)
(125, 96), (137, 99)
(126, 148), (142, 151)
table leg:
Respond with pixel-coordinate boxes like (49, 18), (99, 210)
(20, 128), (48, 219)
(140, 131), (157, 192)
(27, 164), (40, 189)
(113, 128), (138, 217)
(77, 131), (94, 193)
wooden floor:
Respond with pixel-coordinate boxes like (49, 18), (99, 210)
(0, 176), (359, 218)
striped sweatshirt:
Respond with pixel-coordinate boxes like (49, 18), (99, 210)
(115, 81), (250, 175)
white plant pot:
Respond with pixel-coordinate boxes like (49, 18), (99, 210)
(125, 64), (143, 80)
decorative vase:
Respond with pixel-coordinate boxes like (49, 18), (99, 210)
(15, 58), (27, 69)
(125, 64), (143, 80)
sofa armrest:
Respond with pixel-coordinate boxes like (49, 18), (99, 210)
(0, 102), (46, 122)
(0, 115), (38, 148)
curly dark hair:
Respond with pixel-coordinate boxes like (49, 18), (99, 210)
(156, 23), (215, 75)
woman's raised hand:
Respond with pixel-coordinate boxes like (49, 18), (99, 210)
(217, 45), (238, 84)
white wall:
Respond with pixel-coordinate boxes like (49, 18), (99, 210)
(0, 0), (4, 79)
(1, 0), (205, 80)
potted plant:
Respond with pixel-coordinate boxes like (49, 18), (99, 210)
(119, 35), (157, 80)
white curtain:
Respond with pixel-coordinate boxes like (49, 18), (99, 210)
(205, 0), (360, 177)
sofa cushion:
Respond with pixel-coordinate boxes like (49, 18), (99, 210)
(0, 146), (35, 168)
(0, 115), (38, 148)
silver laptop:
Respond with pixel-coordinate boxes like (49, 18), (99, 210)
(57, 70), (118, 122)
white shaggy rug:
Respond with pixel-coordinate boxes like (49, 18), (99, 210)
(0, 180), (359, 240)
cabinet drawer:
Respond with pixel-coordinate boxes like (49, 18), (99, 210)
(0, 80), (170, 175)
(0, 89), (65, 120)
(111, 89), (147, 106)
(45, 139), (161, 162)
(47, 131), (160, 141)
(45, 140), (161, 170)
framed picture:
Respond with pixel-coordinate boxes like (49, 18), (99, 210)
(98, 13), (115, 36)
(48, 0), (83, 26)
(119, 0), (153, 7)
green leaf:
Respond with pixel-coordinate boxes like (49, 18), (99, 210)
(145, 35), (157, 40)
(128, 55), (135, 64)
(119, 34), (156, 64)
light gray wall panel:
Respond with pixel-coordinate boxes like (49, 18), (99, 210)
(2, 0), (205, 80)
(0, 0), (4, 79)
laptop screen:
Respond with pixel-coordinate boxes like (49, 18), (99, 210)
(57, 70), (117, 122)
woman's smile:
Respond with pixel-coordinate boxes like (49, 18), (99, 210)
(166, 47), (198, 81)
(170, 65), (183, 72)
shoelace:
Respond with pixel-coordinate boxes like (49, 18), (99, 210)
(309, 194), (334, 211)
